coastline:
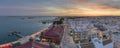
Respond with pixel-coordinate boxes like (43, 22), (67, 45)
(30, 27), (48, 38)
(0, 26), (49, 47)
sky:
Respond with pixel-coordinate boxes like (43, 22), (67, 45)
(0, 0), (120, 16)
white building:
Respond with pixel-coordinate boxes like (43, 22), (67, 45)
(67, 18), (114, 48)
(112, 32), (120, 48)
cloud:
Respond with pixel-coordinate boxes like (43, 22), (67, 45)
(0, 0), (120, 16)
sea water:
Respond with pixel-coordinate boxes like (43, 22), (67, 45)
(0, 16), (56, 44)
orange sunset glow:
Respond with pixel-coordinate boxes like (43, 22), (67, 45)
(1, 0), (120, 16)
(38, 3), (120, 16)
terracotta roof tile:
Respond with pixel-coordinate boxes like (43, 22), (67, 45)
(15, 41), (50, 48)
(44, 25), (64, 38)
